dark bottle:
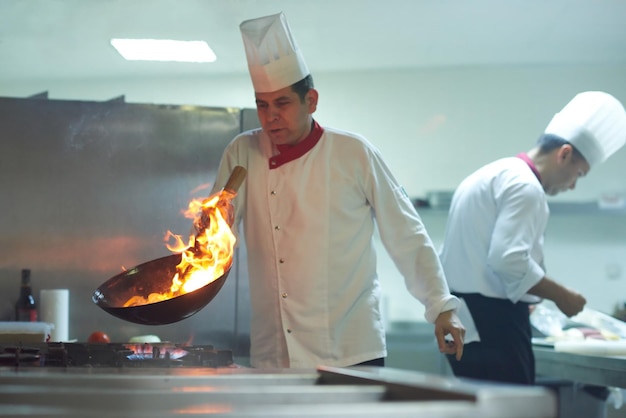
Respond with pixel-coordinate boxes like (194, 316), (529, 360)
(15, 269), (37, 322)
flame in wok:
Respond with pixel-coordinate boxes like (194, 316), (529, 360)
(123, 190), (236, 307)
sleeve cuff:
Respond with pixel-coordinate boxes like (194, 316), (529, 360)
(424, 295), (461, 323)
(507, 262), (545, 303)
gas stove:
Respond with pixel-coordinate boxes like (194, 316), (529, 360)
(0, 343), (557, 417)
(0, 342), (234, 368)
(0, 364), (557, 417)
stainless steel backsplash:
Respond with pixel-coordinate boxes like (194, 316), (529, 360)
(0, 95), (256, 354)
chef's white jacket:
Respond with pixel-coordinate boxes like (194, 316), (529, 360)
(212, 124), (459, 368)
(439, 157), (547, 343)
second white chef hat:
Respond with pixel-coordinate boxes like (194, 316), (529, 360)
(544, 91), (626, 167)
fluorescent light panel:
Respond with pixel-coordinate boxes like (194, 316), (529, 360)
(111, 38), (216, 63)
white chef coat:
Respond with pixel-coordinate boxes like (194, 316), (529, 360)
(439, 157), (547, 343)
(212, 123), (459, 368)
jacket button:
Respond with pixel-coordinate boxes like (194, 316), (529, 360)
(271, 190), (277, 196)
(275, 225), (281, 230)
(287, 329), (292, 333)
(279, 258), (285, 264)
(282, 293), (288, 298)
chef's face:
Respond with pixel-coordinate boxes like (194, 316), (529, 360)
(543, 145), (590, 196)
(255, 86), (318, 146)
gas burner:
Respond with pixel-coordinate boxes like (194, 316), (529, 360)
(0, 346), (40, 366)
(1, 342), (234, 368)
(183, 345), (235, 367)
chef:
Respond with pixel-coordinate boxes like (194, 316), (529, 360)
(439, 91), (626, 384)
(210, 12), (465, 369)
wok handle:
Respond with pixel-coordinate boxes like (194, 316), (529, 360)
(218, 166), (246, 228)
(196, 166), (247, 232)
(223, 166), (247, 194)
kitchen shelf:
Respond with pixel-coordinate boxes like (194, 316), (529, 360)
(413, 200), (626, 216)
(411, 199), (626, 244)
(548, 201), (626, 215)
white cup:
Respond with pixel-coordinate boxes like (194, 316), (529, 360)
(39, 289), (70, 342)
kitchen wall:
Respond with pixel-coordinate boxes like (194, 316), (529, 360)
(2, 62), (625, 326)
(0, 97), (255, 350)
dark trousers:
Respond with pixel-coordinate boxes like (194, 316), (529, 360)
(446, 293), (534, 385)
(352, 357), (385, 367)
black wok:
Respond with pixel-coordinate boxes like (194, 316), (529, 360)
(93, 166), (245, 326)
(92, 253), (229, 325)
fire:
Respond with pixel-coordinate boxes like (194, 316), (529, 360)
(124, 343), (188, 360)
(123, 190), (237, 307)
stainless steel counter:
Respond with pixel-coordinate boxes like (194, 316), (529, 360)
(0, 365), (556, 417)
(534, 346), (626, 389)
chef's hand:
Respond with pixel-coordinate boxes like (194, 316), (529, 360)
(434, 310), (465, 361)
(529, 278), (586, 318)
(556, 288), (586, 317)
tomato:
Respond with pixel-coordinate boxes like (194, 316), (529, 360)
(87, 331), (111, 343)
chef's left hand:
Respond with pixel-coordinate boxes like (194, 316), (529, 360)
(434, 310), (465, 361)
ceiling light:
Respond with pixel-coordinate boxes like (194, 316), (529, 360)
(110, 39), (216, 63)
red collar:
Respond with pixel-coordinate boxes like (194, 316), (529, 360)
(269, 121), (324, 169)
(516, 152), (542, 182)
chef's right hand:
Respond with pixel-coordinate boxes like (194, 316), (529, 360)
(434, 310), (465, 361)
(556, 289), (586, 317)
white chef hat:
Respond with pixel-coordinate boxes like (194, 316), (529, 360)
(240, 12), (310, 93)
(544, 91), (626, 167)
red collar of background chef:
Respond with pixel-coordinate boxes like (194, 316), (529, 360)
(269, 121), (324, 169)
(516, 152), (542, 182)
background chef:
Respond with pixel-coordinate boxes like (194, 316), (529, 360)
(439, 91), (626, 384)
